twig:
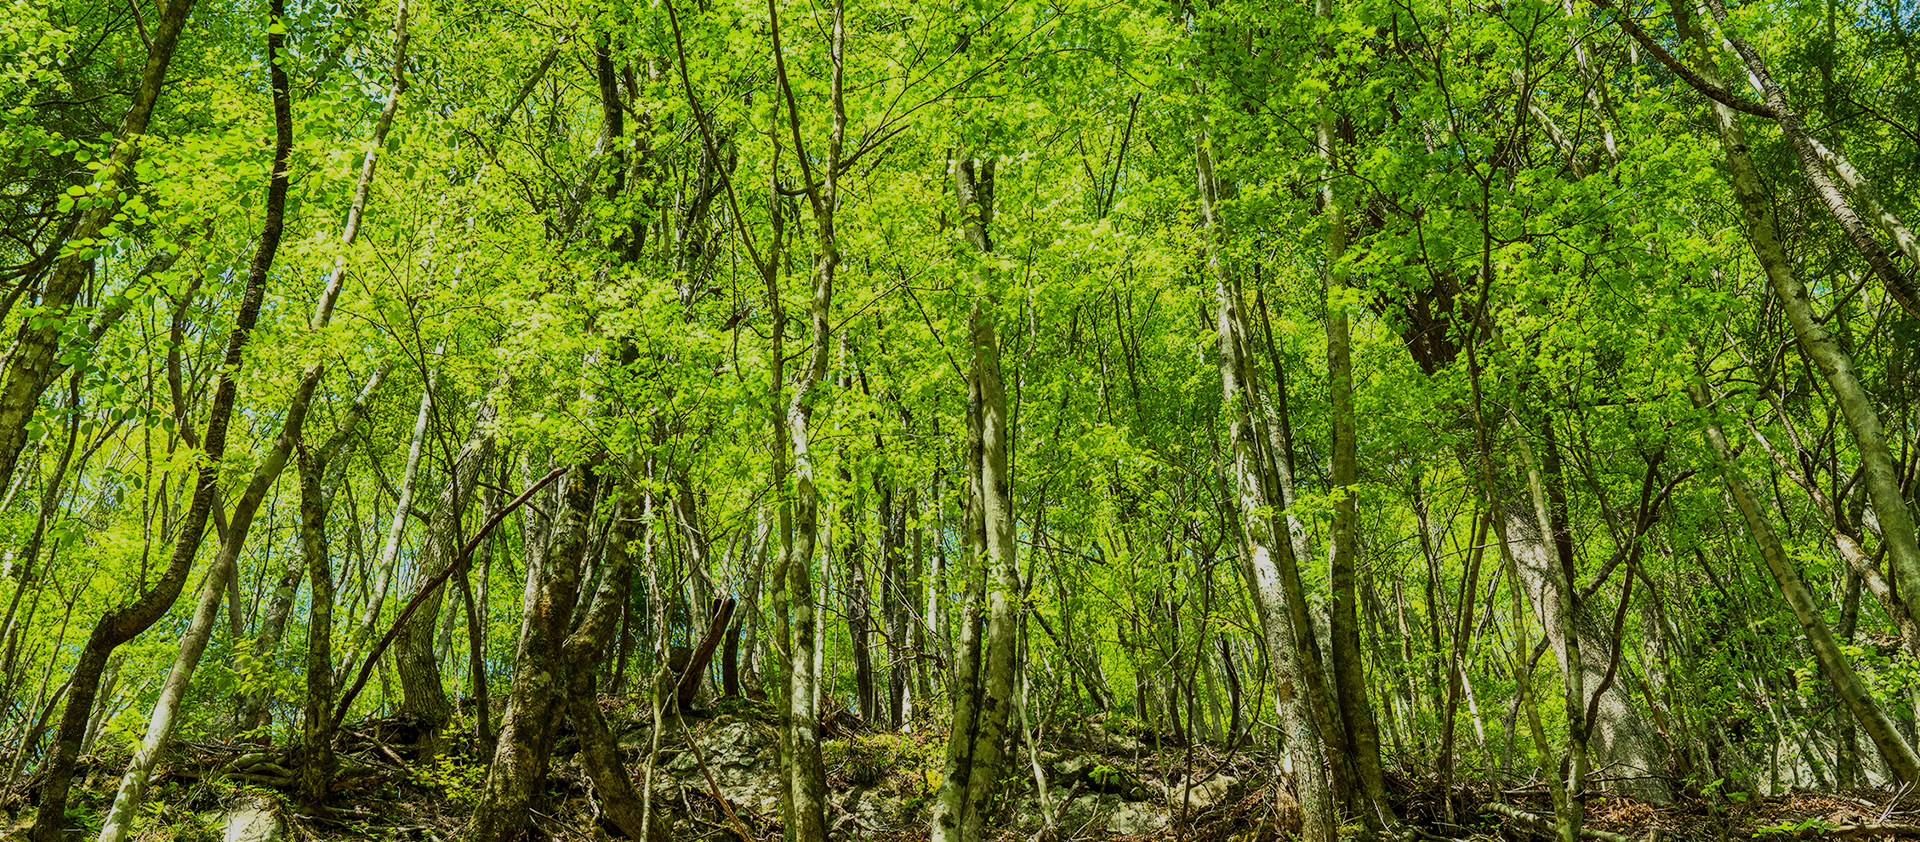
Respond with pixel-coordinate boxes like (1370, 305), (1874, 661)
(672, 707), (760, 841)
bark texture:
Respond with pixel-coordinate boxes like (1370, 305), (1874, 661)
(1202, 135), (1336, 842)
(395, 402), (496, 750)
(563, 481), (660, 840)
(1675, 0), (1920, 653)
(1500, 491), (1673, 804)
(1314, 0), (1390, 817)
(0, 0), (199, 494)
(460, 463), (597, 842)
(930, 299), (1022, 842)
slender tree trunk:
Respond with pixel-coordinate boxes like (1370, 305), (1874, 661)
(339, 377), (435, 684)
(29, 1), (288, 829)
(1200, 134), (1336, 842)
(1438, 508), (1491, 821)
(740, 506), (771, 690)
(78, 651), (125, 758)
(765, 0), (842, 831)
(931, 297), (1022, 842)
(1691, 380), (1920, 780)
(0, 0), (199, 495)
(1675, 0), (1920, 648)
(839, 442), (876, 720)
(220, 0), (408, 734)
(1315, 0), (1389, 818)
(912, 493), (936, 713)
(1510, 428), (1587, 842)
(1836, 570), (1864, 787)
(229, 367), (390, 734)
(296, 442), (339, 806)
(394, 401), (496, 753)
(563, 476), (659, 840)
(881, 481), (911, 729)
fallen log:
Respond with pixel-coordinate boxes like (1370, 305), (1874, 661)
(1476, 802), (1641, 842)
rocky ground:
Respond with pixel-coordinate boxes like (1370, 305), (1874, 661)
(5, 699), (1919, 841)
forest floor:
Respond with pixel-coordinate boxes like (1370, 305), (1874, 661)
(3, 698), (1914, 842)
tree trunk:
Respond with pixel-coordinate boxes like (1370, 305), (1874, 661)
(231, 368), (391, 735)
(1316, 1), (1390, 818)
(296, 442), (339, 806)
(1501, 467), (1672, 804)
(28, 3), (288, 830)
(881, 482), (912, 729)
(460, 463), (598, 842)
(739, 506), (771, 691)
(837, 409), (876, 719)
(338, 377), (435, 685)
(1674, 0), (1920, 650)
(1507, 429), (1588, 842)
(563, 478), (659, 840)
(764, 0), (843, 833)
(1691, 380), (1920, 780)
(395, 400), (497, 754)
(0, 0), (199, 496)
(931, 297), (1023, 842)
(1200, 132), (1336, 842)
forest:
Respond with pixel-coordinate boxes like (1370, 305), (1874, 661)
(2, 0), (1920, 838)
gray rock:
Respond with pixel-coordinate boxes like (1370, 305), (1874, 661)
(834, 783), (918, 834)
(1052, 755), (1097, 784)
(1087, 721), (1145, 754)
(700, 720), (777, 770)
(652, 717), (783, 816)
(222, 799), (285, 842)
(1067, 794), (1104, 825)
(1163, 774), (1238, 812)
(1012, 792), (1109, 834)
(1106, 801), (1169, 836)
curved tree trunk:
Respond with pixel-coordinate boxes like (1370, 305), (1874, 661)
(29, 2), (289, 831)
(337, 378), (435, 686)
(1674, 0), (1920, 651)
(1691, 380), (1920, 780)
(0, 0), (199, 496)
(394, 401), (496, 754)
(460, 463), (598, 842)
(563, 476), (658, 839)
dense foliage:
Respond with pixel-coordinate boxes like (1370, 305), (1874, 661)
(3, 0), (1920, 836)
